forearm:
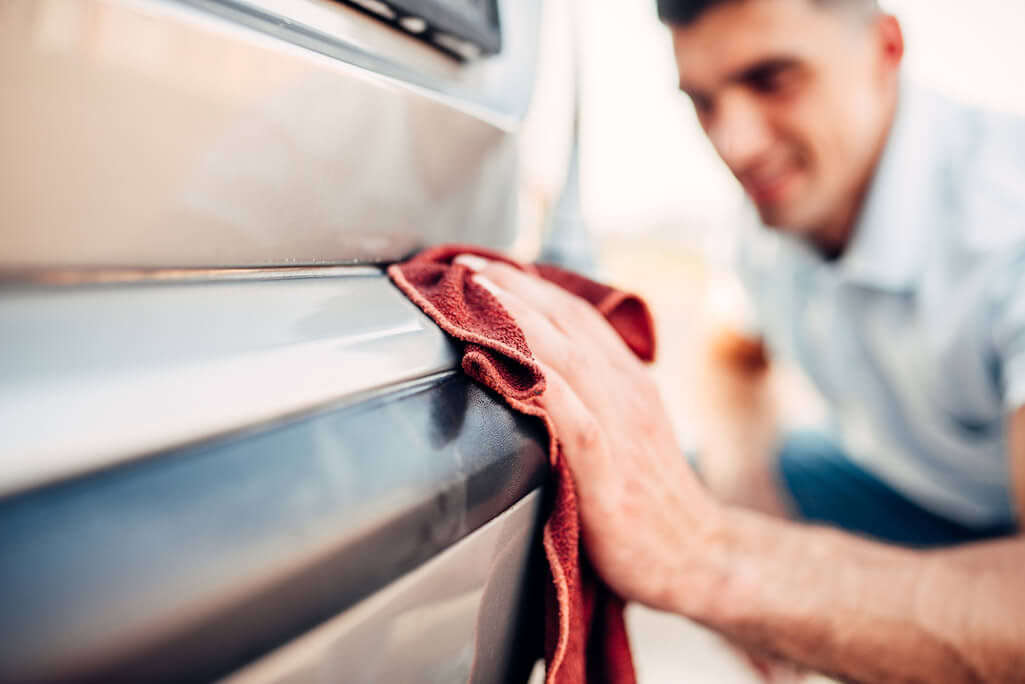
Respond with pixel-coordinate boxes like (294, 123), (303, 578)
(930, 535), (1025, 572)
(676, 509), (1025, 683)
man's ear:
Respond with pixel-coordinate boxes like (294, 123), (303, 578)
(876, 13), (905, 71)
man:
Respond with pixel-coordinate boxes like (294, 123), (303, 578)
(457, 0), (1025, 680)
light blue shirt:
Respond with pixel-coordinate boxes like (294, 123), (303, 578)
(737, 83), (1025, 528)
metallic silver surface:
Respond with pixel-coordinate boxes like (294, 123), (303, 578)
(221, 490), (544, 684)
(0, 0), (535, 269)
(1, 1), (560, 679)
(0, 264), (382, 285)
(0, 272), (459, 496)
(0, 374), (546, 682)
(197, 0), (540, 118)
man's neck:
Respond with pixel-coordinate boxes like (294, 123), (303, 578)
(811, 198), (864, 261)
(809, 85), (901, 262)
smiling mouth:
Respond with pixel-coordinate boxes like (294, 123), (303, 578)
(741, 164), (800, 205)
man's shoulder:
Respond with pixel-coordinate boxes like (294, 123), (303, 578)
(933, 91), (1025, 255)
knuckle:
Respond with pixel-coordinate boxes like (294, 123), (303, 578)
(487, 262), (523, 287)
(638, 376), (661, 406)
(625, 367), (656, 399)
(560, 293), (598, 328)
(634, 404), (657, 435)
(560, 343), (590, 381)
(628, 382), (661, 431)
(574, 415), (604, 453)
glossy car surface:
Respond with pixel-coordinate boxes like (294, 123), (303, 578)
(0, 0), (568, 681)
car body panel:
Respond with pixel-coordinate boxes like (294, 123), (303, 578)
(0, 272), (457, 496)
(0, 0), (539, 269)
(0, 373), (547, 683)
(0, 0), (562, 680)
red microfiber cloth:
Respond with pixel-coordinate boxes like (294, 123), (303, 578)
(388, 244), (655, 684)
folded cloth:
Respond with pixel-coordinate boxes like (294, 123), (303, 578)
(388, 244), (655, 684)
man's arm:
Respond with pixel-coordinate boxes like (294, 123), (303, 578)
(687, 413), (1025, 683)
(682, 450), (1025, 682)
(459, 256), (1025, 683)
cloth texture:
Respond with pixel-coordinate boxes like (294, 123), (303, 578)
(389, 244), (655, 684)
(734, 80), (1025, 528)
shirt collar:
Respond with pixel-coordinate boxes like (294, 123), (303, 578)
(833, 81), (943, 291)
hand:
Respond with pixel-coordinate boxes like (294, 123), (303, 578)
(456, 255), (725, 612)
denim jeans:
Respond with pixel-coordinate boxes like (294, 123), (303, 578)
(690, 430), (1017, 548)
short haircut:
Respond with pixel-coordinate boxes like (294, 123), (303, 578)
(656, 0), (878, 26)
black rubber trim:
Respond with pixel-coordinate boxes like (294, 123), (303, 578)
(0, 374), (547, 683)
(337, 0), (501, 59)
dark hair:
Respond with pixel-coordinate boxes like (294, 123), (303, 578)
(656, 0), (733, 25)
(656, 0), (877, 26)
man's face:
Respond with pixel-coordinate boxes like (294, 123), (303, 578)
(671, 0), (899, 237)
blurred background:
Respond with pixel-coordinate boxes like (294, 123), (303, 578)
(547, 1), (1025, 680)
(544, 0), (1025, 447)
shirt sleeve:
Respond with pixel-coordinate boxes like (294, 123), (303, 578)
(992, 251), (1025, 411)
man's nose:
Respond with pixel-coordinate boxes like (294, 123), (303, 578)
(706, 92), (773, 172)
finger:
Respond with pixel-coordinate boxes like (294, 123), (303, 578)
(457, 256), (636, 368)
(476, 273), (621, 414)
(534, 360), (613, 485)
(486, 261), (635, 365)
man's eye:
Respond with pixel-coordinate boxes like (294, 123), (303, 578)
(748, 65), (794, 94)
